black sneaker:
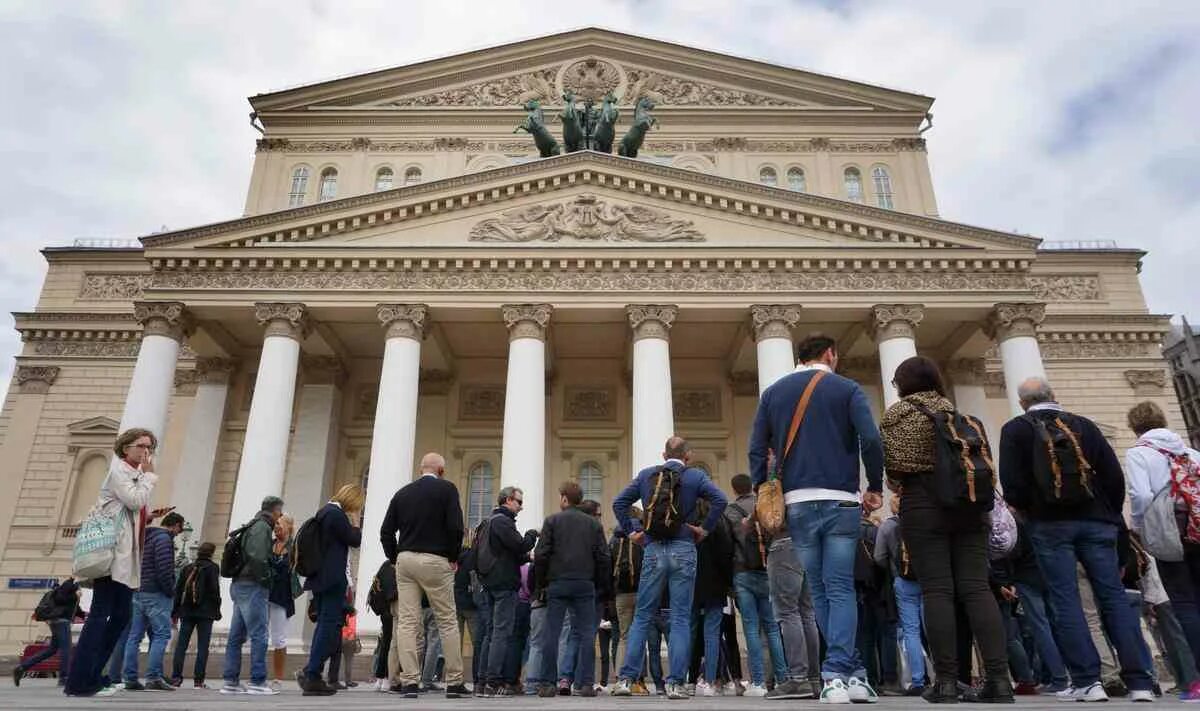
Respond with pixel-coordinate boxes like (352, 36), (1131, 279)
(144, 678), (176, 691)
(576, 685), (598, 697)
(388, 683), (407, 694)
(766, 679), (815, 700)
(476, 683), (495, 697)
(295, 669), (309, 691)
(922, 679), (960, 704)
(495, 685), (518, 696)
(303, 678), (337, 697)
(124, 680), (146, 691)
(12, 667), (24, 687)
(445, 683), (471, 698)
(962, 678), (1014, 704)
(538, 684), (558, 698)
(400, 683), (420, 698)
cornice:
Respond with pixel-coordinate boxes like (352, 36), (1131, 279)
(140, 151), (1038, 253)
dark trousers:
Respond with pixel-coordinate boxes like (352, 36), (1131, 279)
(477, 588), (517, 685)
(541, 579), (597, 687)
(1157, 545), (1200, 673)
(171, 617), (213, 683)
(722, 611), (743, 681)
(502, 600), (531, 685)
(22, 619), (71, 682)
(858, 592), (899, 686)
(599, 615), (619, 684)
(65, 576), (133, 695)
(998, 599), (1035, 683)
(899, 476), (1007, 682)
(303, 585), (346, 680)
(375, 613), (393, 679)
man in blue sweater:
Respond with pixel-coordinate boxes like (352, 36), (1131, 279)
(749, 334), (884, 704)
(122, 512), (185, 691)
(610, 436), (727, 699)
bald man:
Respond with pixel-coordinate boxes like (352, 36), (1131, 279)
(378, 453), (470, 699)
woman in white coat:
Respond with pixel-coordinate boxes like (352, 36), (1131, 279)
(63, 428), (158, 697)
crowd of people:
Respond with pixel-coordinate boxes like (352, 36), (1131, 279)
(21, 333), (1200, 705)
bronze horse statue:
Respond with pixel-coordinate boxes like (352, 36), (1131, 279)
(592, 92), (620, 154)
(618, 97), (658, 158)
(515, 99), (561, 157)
(559, 91), (584, 152)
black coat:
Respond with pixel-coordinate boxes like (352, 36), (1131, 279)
(692, 516), (733, 607)
(534, 506), (611, 595)
(174, 557), (222, 621)
(303, 503), (362, 593)
(479, 507), (536, 592)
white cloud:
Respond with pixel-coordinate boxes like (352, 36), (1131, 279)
(1, 0), (1197, 400)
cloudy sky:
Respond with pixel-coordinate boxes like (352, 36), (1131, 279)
(1, 1), (1198, 399)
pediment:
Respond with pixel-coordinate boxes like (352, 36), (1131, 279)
(67, 416), (119, 437)
(250, 28), (932, 115)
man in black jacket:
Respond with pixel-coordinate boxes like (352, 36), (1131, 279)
(533, 480), (611, 697)
(475, 486), (537, 696)
(999, 377), (1152, 701)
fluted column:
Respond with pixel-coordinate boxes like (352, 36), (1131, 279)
(172, 358), (236, 543)
(356, 304), (426, 632)
(751, 304), (801, 393)
(500, 304), (552, 530)
(120, 302), (193, 438)
(871, 304), (924, 408)
(227, 303), (308, 531)
(627, 305), (677, 477)
(987, 303), (1047, 416)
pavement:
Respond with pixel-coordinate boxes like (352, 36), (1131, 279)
(0, 679), (1183, 710)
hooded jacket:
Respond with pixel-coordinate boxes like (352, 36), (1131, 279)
(174, 554), (222, 620)
(1126, 428), (1200, 531)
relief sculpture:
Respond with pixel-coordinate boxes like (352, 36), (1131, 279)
(469, 193), (703, 243)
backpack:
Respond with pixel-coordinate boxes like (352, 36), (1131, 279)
(728, 503), (766, 571)
(914, 403), (997, 510)
(474, 517), (497, 577)
(220, 520), (255, 578)
(1139, 446), (1200, 562)
(292, 516), (325, 578)
(612, 537), (638, 592)
(988, 499), (1018, 560)
(367, 563), (396, 617)
(1022, 413), (1095, 508)
(180, 564), (201, 606)
(855, 521), (882, 591)
(897, 539), (917, 581)
(644, 466), (683, 540)
(32, 588), (57, 622)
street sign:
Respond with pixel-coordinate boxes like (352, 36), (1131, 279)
(7, 578), (57, 590)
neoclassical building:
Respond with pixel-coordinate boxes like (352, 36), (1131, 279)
(0, 28), (1182, 643)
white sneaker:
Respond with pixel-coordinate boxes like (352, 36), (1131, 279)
(1130, 689), (1155, 703)
(95, 686), (119, 697)
(220, 683), (247, 694)
(268, 680), (282, 692)
(610, 679), (633, 697)
(666, 683), (689, 700)
(245, 683), (280, 695)
(848, 678), (879, 704)
(821, 679), (852, 704)
(685, 682), (696, 696)
(724, 680), (743, 696)
(1057, 682), (1109, 702)
(697, 679), (716, 697)
(745, 683), (769, 697)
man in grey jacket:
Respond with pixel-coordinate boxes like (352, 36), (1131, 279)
(221, 496), (283, 696)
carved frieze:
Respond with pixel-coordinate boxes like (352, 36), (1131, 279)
(377, 303), (428, 340)
(986, 303), (1046, 341)
(561, 58), (624, 100)
(369, 140), (437, 152)
(460, 385), (506, 420)
(984, 372), (1007, 398)
(15, 365), (59, 394)
(564, 386), (615, 421)
(33, 341), (141, 358)
(420, 369), (453, 396)
(1028, 275), (1102, 302)
(391, 69), (559, 107)
(196, 357), (237, 384)
(750, 304), (802, 342)
(255, 302), (309, 341)
(174, 368), (200, 395)
(625, 69), (791, 107)
(673, 387), (722, 422)
(870, 304), (924, 342)
(79, 273), (147, 300)
(501, 304), (553, 341)
(627, 305), (678, 341)
(1039, 341), (1160, 360)
(133, 301), (193, 341)
(469, 193), (704, 243)
(1125, 369), (1168, 394)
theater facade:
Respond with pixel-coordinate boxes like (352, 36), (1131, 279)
(0, 28), (1181, 642)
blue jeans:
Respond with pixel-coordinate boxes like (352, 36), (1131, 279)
(171, 617), (213, 683)
(618, 539), (697, 685)
(734, 571), (788, 685)
(541, 579), (597, 687)
(691, 602), (723, 682)
(477, 588), (517, 685)
(223, 580), (269, 686)
(303, 584), (347, 681)
(123, 591), (173, 682)
(646, 609), (668, 686)
(787, 500), (865, 681)
(524, 605), (547, 690)
(23, 619), (71, 683)
(893, 577), (927, 688)
(503, 601), (531, 684)
(1028, 519), (1152, 691)
(1014, 582), (1069, 687)
(65, 576), (132, 695)
(557, 611), (578, 682)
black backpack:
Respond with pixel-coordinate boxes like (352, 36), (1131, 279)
(612, 537), (639, 593)
(32, 588), (57, 622)
(367, 562), (397, 617)
(914, 403), (997, 510)
(180, 563), (202, 606)
(728, 503), (766, 571)
(292, 516), (325, 578)
(220, 521), (255, 578)
(644, 466), (683, 540)
(1022, 413), (1095, 508)
(474, 517), (496, 577)
(855, 521), (882, 591)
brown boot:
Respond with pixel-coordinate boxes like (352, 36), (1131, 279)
(272, 648), (287, 683)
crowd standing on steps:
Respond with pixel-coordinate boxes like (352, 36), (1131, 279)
(28, 333), (1200, 705)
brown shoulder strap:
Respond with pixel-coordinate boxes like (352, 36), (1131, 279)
(781, 370), (827, 463)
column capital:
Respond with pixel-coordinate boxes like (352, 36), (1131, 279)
(986, 303), (1046, 341)
(377, 303), (428, 341)
(174, 368), (201, 395)
(133, 301), (194, 342)
(626, 304), (678, 341)
(254, 302), (310, 341)
(195, 357), (238, 384)
(15, 365), (59, 394)
(501, 304), (553, 342)
(750, 304), (802, 342)
(1125, 368), (1167, 395)
(944, 358), (987, 386)
(870, 304), (924, 342)
(301, 355), (348, 387)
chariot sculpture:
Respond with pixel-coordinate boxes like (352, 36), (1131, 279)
(515, 88), (657, 158)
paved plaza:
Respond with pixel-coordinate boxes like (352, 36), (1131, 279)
(0, 680), (1183, 710)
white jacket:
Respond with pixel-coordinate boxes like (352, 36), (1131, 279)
(1125, 427), (1200, 531)
(91, 457), (157, 589)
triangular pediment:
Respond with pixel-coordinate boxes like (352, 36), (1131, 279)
(67, 416), (120, 437)
(250, 28), (932, 115)
(141, 151), (1038, 255)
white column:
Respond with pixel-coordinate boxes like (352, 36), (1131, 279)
(171, 358), (235, 543)
(871, 304), (924, 408)
(750, 305), (801, 393)
(119, 302), (192, 438)
(500, 304), (552, 531)
(355, 304), (426, 633)
(227, 303), (307, 531)
(988, 303), (1048, 416)
(627, 305), (677, 477)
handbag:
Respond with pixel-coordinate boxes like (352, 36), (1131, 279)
(72, 501), (121, 581)
(756, 371), (826, 535)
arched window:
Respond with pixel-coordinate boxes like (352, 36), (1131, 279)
(404, 167), (423, 186)
(844, 167), (864, 203)
(68, 454), (110, 526)
(374, 167), (394, 192)
(318, 168), (338, 202)
(872, 166), (894, 209)
(467, 461), (494, 532)
(787, 167), (807, 192)
(288, 167), (309, 207)
(579, 461), (604, 503)
(759, 166), (778, 187)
